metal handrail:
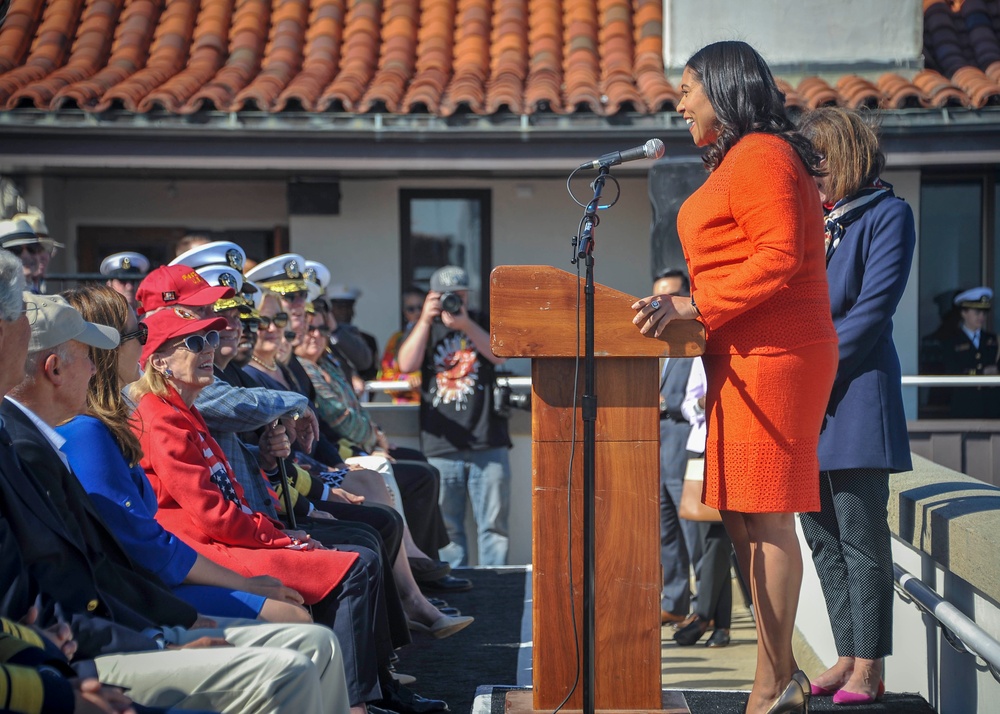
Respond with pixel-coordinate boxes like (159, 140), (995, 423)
(366, 375), (532, 393)
(368, 375), (999, 393)
(901, 375), (1000, 387)
(894, 563), (1000, 683)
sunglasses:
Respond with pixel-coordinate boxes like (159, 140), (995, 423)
(241, 318), (261, 333)
(307, 324), (331, 336)
(120, 322), (148, 345)
(173, 330), (220, 353)
(9, 243), (50, 257)
(258, 312), (289, 330)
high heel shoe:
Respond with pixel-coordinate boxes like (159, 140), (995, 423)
(763, 677), (808, 714)
(791, 670), (811, 710)
(832, 680), (884, 706)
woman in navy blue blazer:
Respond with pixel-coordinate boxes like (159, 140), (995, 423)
(797, 108), (914, 706)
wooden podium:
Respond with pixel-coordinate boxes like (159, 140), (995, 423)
(490, 266), (705, 713)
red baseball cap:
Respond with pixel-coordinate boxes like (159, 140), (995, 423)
(136, 264), (235, 316)
(140, 306), (229, 368)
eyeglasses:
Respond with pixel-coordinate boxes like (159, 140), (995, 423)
(173, 330), (220, 353)
(120, 322), (148, 345)
(258, 312), (289, 330)
(307, 324), (331, 336)
(241, 318), (261, 333)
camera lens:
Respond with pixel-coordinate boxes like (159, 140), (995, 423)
(440, 292), (462, 315)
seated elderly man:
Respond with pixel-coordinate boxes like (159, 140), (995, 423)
(0, 250), (347, 714)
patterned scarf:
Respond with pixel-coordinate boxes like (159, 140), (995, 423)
(824, 179), (894, 265)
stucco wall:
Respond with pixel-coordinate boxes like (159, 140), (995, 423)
(664, 0), (923, 71)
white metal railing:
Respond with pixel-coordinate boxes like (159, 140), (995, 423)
(894, 564), (1000, 683)
(366, 376), (532, 393)
(368, 375), (1000, 393)
(901, 375), (1000, 387)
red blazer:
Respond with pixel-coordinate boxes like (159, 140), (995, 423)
(133, 386), (357, 603)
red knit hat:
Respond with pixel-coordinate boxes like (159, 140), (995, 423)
(140, 306), (228, 368)
(136, 264), (235, 316)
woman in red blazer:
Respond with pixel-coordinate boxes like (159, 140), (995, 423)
(130, 305), (415, 713)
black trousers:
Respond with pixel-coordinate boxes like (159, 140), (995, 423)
(389, 446), (450, 555)
(693, 522), (732, 628)
(303, 509), (410, 651)
(799, 468), (894, 659)
(312, 544), (387, 705)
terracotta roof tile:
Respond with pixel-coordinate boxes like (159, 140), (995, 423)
(138, 0), (234, 112)
(1, 0), (1000, 118)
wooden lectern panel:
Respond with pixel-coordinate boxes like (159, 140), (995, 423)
(532, 359), (659, 443)
(532, 417), (661, 710)
(489, 265), (704, 712)
(491, 265), (704, 359)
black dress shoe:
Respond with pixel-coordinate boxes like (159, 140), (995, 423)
(375, 680), (450, 714)
(420, 574), (472, 592)
(427, 597), (449, 608)
(437, 606), (461, 616)
(409, 557), (451, 583)
(705, 628), (730, 648)
(673, 614), (710, 646)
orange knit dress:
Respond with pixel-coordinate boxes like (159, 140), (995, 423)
(677, 133), (838, 513)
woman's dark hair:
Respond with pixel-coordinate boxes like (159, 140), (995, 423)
(686, 41), (822, 175)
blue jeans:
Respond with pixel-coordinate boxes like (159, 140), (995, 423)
(428, 448), (510, 567)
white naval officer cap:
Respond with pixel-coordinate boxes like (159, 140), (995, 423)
(100, 252), (150, 279)
(954, 286), (993, 310)
(245, 253), (309, 295)
(171, 240), (247, 273)
(303, 260), (331, 302)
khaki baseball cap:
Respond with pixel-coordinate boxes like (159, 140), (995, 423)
(26, 292), (120, 352)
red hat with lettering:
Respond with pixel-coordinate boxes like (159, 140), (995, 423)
(136, 264), (235, 316)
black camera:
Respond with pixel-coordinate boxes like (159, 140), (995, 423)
(493, 383), (531, 418)
(440, 291), (463, 315)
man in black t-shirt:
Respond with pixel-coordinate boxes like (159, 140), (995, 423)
(397, 266), (512, 567)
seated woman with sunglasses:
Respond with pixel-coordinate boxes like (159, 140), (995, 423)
(129, 304), (407, 712)
(56, 286), (313, 623)
(243, 298), (293, 388)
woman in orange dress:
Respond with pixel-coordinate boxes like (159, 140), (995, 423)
(633, 41), (837, 714)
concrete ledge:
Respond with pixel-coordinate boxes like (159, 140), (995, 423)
(890, 454), (1000, 606)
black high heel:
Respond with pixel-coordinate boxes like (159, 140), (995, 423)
(763, 677), (807, 714)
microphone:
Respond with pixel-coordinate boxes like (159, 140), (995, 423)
(578, 138), (665, 170)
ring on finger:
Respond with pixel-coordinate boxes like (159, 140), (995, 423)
(649, 300), (661, 310)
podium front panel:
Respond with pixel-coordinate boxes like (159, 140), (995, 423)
(530, 358), (662, 710)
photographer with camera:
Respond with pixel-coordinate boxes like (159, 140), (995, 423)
(397, 266), (512, 568)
